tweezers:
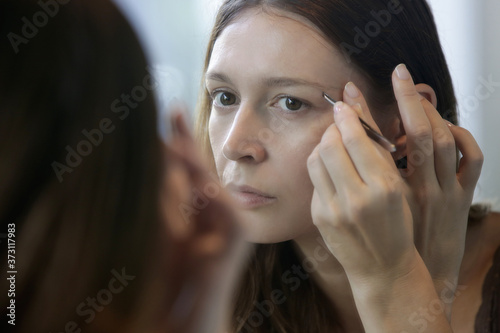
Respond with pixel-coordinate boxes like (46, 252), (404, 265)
(323, 92), (396, 153)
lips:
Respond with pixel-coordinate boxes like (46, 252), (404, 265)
(226, 184), (277, 209)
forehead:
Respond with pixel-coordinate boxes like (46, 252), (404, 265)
(207, 8), (353, 88)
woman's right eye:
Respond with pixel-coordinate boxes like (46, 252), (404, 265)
(213, 91), (237, 106)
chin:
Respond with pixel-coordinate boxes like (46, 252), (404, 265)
(237, 211), (312, 244)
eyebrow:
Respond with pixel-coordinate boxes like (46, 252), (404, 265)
(205, 72), (331, 91)
(262, 77), (329, 91)
(205, 72), (234, 85)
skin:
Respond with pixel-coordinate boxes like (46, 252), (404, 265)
(205, 8), (487, 332)
(207, 9), (366, 243)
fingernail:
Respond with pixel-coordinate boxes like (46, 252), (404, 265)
(396, 64), (411, 80)
(444, 120), (455, 127)
(345, 82), (360, 98)
(334, 101), (343, 114)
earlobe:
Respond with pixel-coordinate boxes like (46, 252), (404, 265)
(415, 83), (438, 108)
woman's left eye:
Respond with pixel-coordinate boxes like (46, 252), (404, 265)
(277, 97), (305, 112)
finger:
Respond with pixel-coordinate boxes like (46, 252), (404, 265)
(420, 99), (457, 190)
(317, 120), (364, 193)
(165, 99), (191, 139)
(447, 124), (484, 192)
(392, 64), (436, 183)
(343, 81), (382, 133)
(169, 112), (211, 171)
(307, 145), (337, 203)
(343, 82), (400, 175)
(332, 101), (391, 185)
(171, 112), (193, 143)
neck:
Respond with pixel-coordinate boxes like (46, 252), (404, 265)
(292, 227), (364, 331)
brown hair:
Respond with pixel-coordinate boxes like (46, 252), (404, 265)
(0, 0), (170, 331)
(195, 0), (464, 332)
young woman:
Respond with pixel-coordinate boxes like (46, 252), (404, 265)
(195, 0), (500, 331)
(0, 0), (244, 332)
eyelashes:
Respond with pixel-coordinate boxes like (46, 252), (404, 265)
(212, 90), (237, 107)
(276, 96), (307, 112)
(209, 89), (310, 114)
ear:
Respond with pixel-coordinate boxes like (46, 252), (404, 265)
(415, 83), (438, 108)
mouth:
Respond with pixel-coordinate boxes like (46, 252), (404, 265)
(226, 184), (277, 209)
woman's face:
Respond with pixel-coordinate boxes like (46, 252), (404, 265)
(206, 9), (365, 243)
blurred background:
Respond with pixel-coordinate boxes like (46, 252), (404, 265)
(113, 0), (500, 211)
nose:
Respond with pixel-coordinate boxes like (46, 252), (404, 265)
(222, 103), (267, 163)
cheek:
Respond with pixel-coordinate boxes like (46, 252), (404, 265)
(275, 115), (331, 190)
(285, 113), (332, 159)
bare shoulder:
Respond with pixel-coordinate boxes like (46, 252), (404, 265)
(465, 210), (500, 256)
(469, 211), (500, 331)
(471, 211), (500, 256)
(481, 211), (500, 247)
(451, 211), (500, 333)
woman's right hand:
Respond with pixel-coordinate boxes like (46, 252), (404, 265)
(307, 88), (453, 332)
(307, 91), (416, 285)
